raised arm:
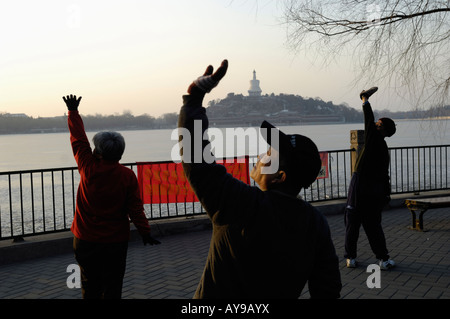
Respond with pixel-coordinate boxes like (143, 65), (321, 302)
(63, 94), (94, 170)
(178, 61), (262, 224)
(362, 100), (376, 133)
(178, 60), (228, 164)
(178, 60), (228, 165)
(360, 88), (377, 135)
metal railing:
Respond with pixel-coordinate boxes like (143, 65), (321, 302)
(300, 149), (353, 202)
(1, 145), (449, 240)
(389, 145), (449, 194)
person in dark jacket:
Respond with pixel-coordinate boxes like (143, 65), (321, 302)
(178, 60), (342, 299)
(344, 87), (396, 270)
(63, 94), (160, 299)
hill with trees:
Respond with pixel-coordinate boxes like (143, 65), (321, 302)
(206, 93), (450, 127)
(1, 94), (448, 134)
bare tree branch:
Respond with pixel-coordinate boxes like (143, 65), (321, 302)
(281, 0), (450, 113)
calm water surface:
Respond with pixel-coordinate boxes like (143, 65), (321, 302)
(0, 119), (448, 172)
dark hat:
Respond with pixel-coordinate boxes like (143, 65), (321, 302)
(379, 117), (396, 137)
(260, 121), (321, 188)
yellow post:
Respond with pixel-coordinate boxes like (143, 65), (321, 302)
(350, 130), (364, 174)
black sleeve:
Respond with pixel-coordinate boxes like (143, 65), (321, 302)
(178, 93), (262, 225)
(362, 101), (376, 142)
(307, 213), (342, 299)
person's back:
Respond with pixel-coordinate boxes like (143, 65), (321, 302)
(354, 102), (390, 189)
(68, 108), (149, 243)
(353, 92), (393, 205)
(72, 159), (142, 242)
(194, 188), (340, 299)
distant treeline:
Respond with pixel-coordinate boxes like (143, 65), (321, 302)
(374, 105), (450, 120)
(1, 96), (449, 134)
(0, 112), (179, 134)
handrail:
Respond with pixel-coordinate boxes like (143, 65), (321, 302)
(1, 145), (449, 240)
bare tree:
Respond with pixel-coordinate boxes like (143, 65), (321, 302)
(281, 0), (450, 114)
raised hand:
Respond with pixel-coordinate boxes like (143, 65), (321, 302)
(63, 94), (82, 111)
(188, 59), (228, 94)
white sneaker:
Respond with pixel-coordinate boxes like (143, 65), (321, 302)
(346, 258), (357, 268)
(379, 259), (395, 270)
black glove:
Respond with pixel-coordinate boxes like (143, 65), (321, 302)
(142, 233), (161, 246)
(62, 94), (82, 111)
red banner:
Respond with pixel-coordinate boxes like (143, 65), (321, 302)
(317, 152), (329, 179)
(137, 156), (250, 204)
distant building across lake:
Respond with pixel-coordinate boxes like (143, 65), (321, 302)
(2, 113), (28, 118)
(207, 70), (347, 127)
(248, 70), (262, 97)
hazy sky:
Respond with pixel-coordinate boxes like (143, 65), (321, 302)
(0, 0), (411, 118)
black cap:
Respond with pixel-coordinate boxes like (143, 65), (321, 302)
(260, 121), (321, 189)
(379, 117), (396, 137)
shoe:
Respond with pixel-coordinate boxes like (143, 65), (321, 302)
(346, 258), (357, 268)
(379, 259), (395, 270)
(360, 87), (378, 100)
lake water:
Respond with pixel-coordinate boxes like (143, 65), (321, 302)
(0, 118), (449, 172)
(1, 118), (449, 237)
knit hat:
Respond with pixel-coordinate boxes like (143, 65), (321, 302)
(260, 121), (321, 189)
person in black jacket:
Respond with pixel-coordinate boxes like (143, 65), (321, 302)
(178, 59), (341, 299)
(344, 87), (396, 270)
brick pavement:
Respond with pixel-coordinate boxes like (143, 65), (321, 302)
(0, 205), (448, 299)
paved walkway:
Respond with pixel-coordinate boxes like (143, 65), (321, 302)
(0, 205), (449, 299)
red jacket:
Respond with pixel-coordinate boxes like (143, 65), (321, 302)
(68, 111), (150, 242)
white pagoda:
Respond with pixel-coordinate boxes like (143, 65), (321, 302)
(248, 70), (262, 97)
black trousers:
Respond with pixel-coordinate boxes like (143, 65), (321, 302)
(73, 237), (128, 299)
(344, 206), (389, 260)
(344, 173), (389, 261)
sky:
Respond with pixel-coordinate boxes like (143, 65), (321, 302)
(0, 0), (413, 118)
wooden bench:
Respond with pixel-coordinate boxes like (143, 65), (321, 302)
(405, 196), (450, 231)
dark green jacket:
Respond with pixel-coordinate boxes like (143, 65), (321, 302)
(178, 92), (341, 299)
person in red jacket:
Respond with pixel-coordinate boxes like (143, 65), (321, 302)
(63, 94), (160, 299)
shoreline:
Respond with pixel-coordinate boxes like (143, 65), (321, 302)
(0, 117), (449, 136)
